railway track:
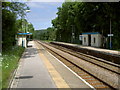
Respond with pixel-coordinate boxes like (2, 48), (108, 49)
(36, 40), (119, 89)
(49, 42), (120, 75)
(50, 42), (120, 64)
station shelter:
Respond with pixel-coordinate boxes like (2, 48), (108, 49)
(16, 32), (32, 48)
(81, 32), (103, 47)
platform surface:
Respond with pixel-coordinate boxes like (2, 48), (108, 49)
(11, 41), (56, 88)
(54, 42), (120, 55)
(10, 41), (92, 88)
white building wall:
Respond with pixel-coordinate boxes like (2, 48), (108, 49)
(82, 35), (88, 46)
(18, 36), (27, 48)
(97, 34), (102, 47)
(91, 34), (102, 47)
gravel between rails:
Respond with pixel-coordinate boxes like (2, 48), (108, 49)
(48, 43), (120, 74)
(37, 41), (119, 89)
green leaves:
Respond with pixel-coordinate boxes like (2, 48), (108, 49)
(2, 2), (29, 17)
(51, 2), (120, 48)
(2, 46), (25, 88)
(2, 2), (33, 51)
(15, 19), (34, 33)
(34, 27), (56, 41)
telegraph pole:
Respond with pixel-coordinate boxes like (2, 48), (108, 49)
(110, 18), (112, 49)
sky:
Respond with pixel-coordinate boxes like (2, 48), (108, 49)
(26, 2), (63, 30)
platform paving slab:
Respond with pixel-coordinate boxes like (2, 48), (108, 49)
(10, 41), (56, 88)
(36, 41), (93, 89)
(10, 41), (93, 89)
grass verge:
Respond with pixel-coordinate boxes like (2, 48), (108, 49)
(116, 49), (120, 51)
(42, 40), (53, 42)
(0, 53), (2, 90)
(2, 46), (25, 88)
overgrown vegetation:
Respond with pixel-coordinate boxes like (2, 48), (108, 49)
(2, 2), (34, 51)
(35, 1), (120, 50)
(0, 55), (2, 90)
(2, 2), (34, 89)
(2, 46), (25, 88)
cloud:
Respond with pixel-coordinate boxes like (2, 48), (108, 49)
(3, 0), (64, 2)
(28, 0), (64, 2)
(25, 1), (62, 30)
(27, 2), (46, 8)
(27, 2), (62, 8)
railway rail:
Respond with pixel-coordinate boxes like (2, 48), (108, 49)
(35, 40), (120, 89)
(50, 42), (120, 64)
(49, 42), (120, 75)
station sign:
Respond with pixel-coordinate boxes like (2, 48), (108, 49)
(108, 34), (114, 37)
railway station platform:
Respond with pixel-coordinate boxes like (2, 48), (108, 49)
(51, 42), (120, 64)
(51, 42), (120, 56)
(10, 41), (93, 88)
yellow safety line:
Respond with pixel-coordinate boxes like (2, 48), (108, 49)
(35, 41), (70, 88)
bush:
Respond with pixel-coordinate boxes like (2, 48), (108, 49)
(2, 46), (25, 88)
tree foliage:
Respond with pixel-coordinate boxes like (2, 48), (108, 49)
(16, 19), (34, 34)
(2, 2), (30, 17)
(51, 2), (120, 49)
(2, 2), (34, 51)
(2, 9), (17, 50)
(34, 27), (56, 41)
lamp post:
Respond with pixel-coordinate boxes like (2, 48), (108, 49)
(26, 22), (30, 33)
(26, 10), (31, 12)
(25, 10), (31, 33)
(110, 18), (112, 49)
(21, 9), (31, 47)
(108, 18), (113, 49)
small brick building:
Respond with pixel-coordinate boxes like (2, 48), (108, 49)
(82, 32), (103, 47)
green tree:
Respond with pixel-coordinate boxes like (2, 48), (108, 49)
(2, 2), (30, 51)
(52, 2), (120, 49)
(2, 9), (17, 50)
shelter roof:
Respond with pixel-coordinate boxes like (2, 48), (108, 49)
(17, 33), (32, 35)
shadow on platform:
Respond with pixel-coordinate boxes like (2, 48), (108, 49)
(22, 48), (38, 59)
(15, 76), (33, 79)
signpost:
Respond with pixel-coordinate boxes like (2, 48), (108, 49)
(109, 18), (112, 49)
(108, 34), (114, 49)
(108, 34), (113, 37)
